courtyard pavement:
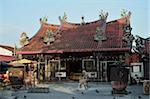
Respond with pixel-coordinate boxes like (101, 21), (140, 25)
(0, 82), (149, 99)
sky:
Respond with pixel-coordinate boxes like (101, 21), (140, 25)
(0, 0), (149, 47)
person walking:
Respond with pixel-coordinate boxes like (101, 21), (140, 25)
(78, 70), (89, 89)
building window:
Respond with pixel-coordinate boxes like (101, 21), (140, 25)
(132, 65), (141, 72)
(82, 59), (96, 71)
(60, 61), (66, 70)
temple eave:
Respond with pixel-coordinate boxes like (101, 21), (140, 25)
(17, 48), (130, 55)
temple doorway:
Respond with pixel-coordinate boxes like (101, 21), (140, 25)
(98, 61), (116, 82)
(67, 60), (82, 80)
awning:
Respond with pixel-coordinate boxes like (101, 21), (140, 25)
(0, 55), (15, 62)
(8, 62), (25, 67)
(13, 59), (31, 64)
(10, 59), (36, 64)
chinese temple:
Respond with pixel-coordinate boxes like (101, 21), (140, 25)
(17, 11), (135, 81)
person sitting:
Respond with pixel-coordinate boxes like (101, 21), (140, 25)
(3, 71), (10, 85)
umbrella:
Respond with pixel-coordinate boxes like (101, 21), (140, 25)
(8, 62), (25, 67)
(11, 59), (34, 64)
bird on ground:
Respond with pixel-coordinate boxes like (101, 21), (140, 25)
(81, 92), (84, 94)
(138, 95), (142, 99)
(14, 96), (18, 99)
(24, 95), (27, 99)
(95, 89), (99, 93)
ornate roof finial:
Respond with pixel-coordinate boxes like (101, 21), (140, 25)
(121, 9), (128, 18)
(99, 10), (108, 21)
(81, 16), (85, 25)
(20, 32), (29, 46)
(122, 9), (133, 47)
(127, 11), (131, 25)
(62, 12), (67, 22)
(135, 35), (145, 48)
(121, 9), (132, 25)
(122, 24), (134, 48)
(40, 16), (48, 24)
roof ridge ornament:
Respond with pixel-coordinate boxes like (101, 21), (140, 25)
(59, 12), (67, 24)
(121, 9), (131, 25)
(62, 12), (67, 22)
(122, 10), (133, 48)
(94, 27), (107, 41)
(20, 32), (29, 47)
(99, 10), (108, 21)
(122, 25), (134, 47)
(40, 16), (48, 24)
(135, 35), (145, 48)
(43, 29), (55, 45)
(132, 35), (146, 54)
(121, 9), (131, 18)
(121, 9), (128, 18)
(81, 16), (85, 25)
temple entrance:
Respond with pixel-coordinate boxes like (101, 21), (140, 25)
(107, 61), (116, 81)
(46, 60), (60, 81)
(82, 59), (97, 80)
(98, 61), (116, 82)
(67, 60), (82, 80)
(38, 62), (45, 81)
(99, 61), (107, 81)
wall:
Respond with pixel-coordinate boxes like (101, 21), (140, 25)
(0, 47), (13, 56)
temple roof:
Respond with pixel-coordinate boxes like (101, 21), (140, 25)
(18, 16), (131, 54)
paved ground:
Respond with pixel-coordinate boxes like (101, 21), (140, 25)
(0, 82), (149, 99)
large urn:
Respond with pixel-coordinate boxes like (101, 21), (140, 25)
(110, 62), (129, 94)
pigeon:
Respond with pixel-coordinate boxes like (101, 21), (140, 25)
(81, 92), (84, 94)
(24, 95), (27, 99)
(138, 96), (142, 99)
(95, 89), (99, 93)
(14, 96), (18, 99)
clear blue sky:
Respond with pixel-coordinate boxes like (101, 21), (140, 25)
(0, 0), (149, 47)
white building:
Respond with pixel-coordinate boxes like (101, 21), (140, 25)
(0, 45), (14, 62)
